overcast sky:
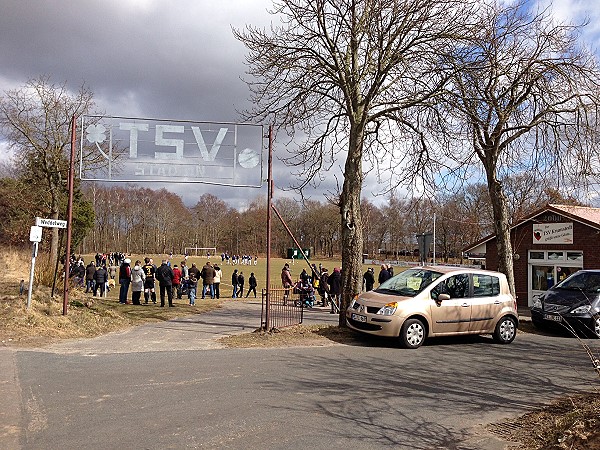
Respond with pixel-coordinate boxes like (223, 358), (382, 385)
(0, 0), (599, 209)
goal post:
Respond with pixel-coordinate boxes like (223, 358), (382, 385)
(184, 247), (217, 257)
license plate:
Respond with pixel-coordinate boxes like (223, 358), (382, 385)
(351, 313), (367, 323)
(544, 313), (562, 322)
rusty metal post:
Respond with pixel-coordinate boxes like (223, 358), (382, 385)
(265, 125), (273, 330)
(62, 115), (76, 315)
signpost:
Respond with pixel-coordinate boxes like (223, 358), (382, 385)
(27, 218), (67, 309)
(416, 232), (433, 265)
(27, 225), (43, 309)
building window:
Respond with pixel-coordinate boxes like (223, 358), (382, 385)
(532, 265), (555, 290)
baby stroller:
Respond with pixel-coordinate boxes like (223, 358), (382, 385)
(180, 278), (189, 297)
(293, 281), (316, 308)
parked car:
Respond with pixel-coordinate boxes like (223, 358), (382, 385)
(346, 266), (518, 348)
(531, 269), (600, 338)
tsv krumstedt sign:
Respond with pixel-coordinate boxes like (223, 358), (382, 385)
(79, 115), (264, 187)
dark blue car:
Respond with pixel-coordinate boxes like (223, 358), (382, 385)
(531, 269), (600, 338)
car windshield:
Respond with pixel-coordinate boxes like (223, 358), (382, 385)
(375, 268), (443, 297)
(555, 272), (600, 293)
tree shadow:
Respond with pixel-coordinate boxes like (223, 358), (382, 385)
(254, 335), (597, 448)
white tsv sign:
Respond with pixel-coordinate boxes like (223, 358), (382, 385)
(79, 115), (264, 187)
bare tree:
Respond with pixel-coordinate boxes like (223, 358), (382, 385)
(0, 76), (95, 264)
(439, 0), (600, 295)
(235, 0), (474, 324)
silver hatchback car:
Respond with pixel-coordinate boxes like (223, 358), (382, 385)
(346, 266), (518, 348)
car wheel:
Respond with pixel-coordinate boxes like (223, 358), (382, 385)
(400, 318), (425, 349)
(493, 316), (517, 344)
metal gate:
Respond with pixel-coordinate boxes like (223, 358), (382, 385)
(261, 287), (304, 330)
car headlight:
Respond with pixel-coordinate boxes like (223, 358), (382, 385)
(571, 305), (592, 314)
(532, 296), (542, 309)
(377, 302), (398, 316)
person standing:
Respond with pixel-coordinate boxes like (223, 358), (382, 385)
(378, 264), (391, 285)
(319, 268), (330, 307)
(142, 257), (157, 304)
(180, 260), (189, 280)
(281, 263), (293, 302)
(93, 264), (108, 297)
(85, 261), (96, 293)
(156, 259), (175, 307)
(237, 271), (245, 298)
(200, 261), (216, 299)
(109, 264), (117, 281)
(187, 271), (198, 306)
(246, 272), (257, 298)
(363, 267), (375, 291)
(172, 264), (182, 299)
(213, 265), (222, 299)
(187, 263), (200, 305)
(118, 258), (132, 304)
(300, 268), (309, 284)
(130, 260), (146, 305)
(328, 267), (342, 314)
(231, 269), (239, 298)
(76, 262), (86, 288)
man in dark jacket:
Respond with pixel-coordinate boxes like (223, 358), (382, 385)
(93, 265), (108, 297)
(245, 272), (258, 298)
(118, 258), (132, 304)
(237, 271), (245, 298)
(231, 269), (239, 298)
(319, 268), (330, 307)
(85, 261), (96, 293)
(156, 259), (175, 307)
(363, 267), (375, 291)
(200, 262), (216, 299)
(328, 267), (342, 314)
(378, 264), (391, 285)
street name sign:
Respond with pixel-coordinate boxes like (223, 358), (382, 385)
(35, 217), (68, 229)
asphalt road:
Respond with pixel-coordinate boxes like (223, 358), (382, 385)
(2, 301), (598, 450)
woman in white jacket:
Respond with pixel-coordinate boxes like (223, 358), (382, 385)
(213, 265), (222, 299)
(130, 260), (146, 305)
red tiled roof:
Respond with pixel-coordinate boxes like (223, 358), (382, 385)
(549, 204), (600, 226)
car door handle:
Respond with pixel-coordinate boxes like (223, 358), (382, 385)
(494, 300), (501, 304)
(461, 303), (469, 307)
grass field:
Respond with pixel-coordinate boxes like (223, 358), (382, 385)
(72, 253), (390, 297)
(0, 250), (354, 346)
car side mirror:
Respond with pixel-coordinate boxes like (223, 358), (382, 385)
(437, 293), (450, 301)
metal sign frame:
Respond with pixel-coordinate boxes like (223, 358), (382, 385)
(79, 115), (265, 187)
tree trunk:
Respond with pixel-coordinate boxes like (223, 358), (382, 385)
(339, 125), (364, 326)
(485, 171), (516, 297)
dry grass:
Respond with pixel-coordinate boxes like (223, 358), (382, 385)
(218, 323), (363, 348)
(489, 393), (600, 450)
(0, 249), (222, 347)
